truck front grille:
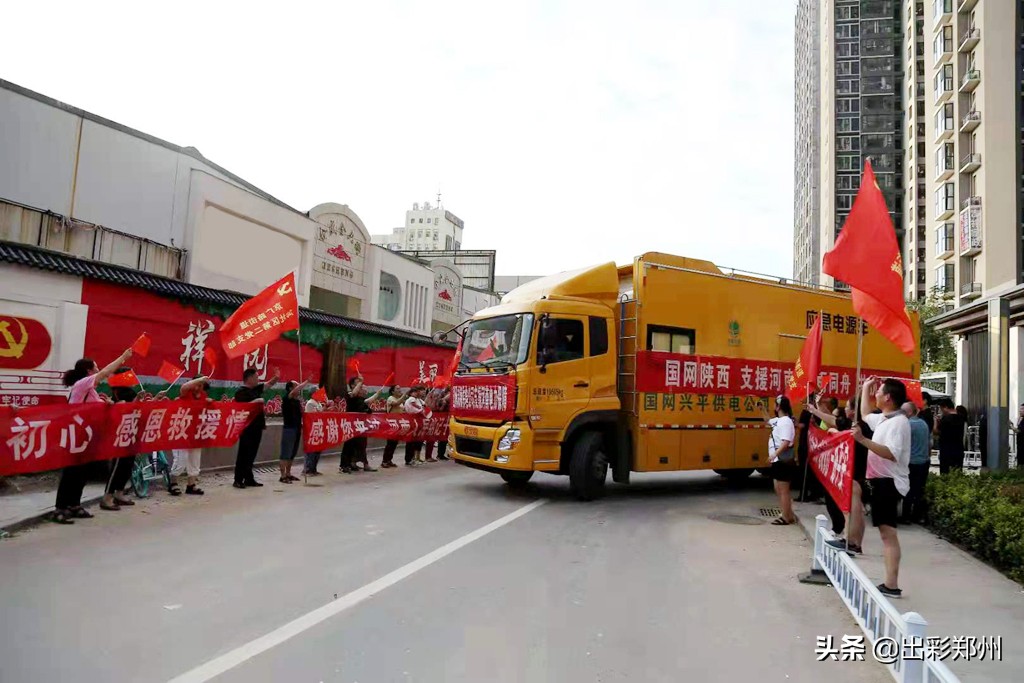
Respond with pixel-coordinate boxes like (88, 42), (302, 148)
(455, 437), (492, 460)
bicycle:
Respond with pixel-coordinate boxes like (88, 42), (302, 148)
(130, 451), (172, 498)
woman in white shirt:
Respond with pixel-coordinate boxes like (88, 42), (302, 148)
(403, 386), (428, 466)
(762, 396), (797, 525)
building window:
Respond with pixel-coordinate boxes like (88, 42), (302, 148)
(837, 43), (861, 58)
(934, 182), (955, 214)
(836, 24), (859, 39)
(836, 98), (860, 113)
(648, 325), (695, 354)
(837, 118), (860, 133)
(935, 263), (954, 293)
(378, 272), (401, 322)
(837, 155), (860, 171)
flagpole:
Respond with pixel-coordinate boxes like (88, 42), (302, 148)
(297, 326), (304, 385)
(853, 317), (865, 422)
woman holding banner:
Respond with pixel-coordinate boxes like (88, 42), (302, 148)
(53, 347), (133, 525)
(170, 376), (211, 495)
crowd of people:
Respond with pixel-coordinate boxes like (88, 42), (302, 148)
(761, 376), (985, 600)
(49, 347), (452, 524)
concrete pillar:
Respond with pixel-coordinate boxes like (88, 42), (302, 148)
(987, 298), (1010, 470)
(955, 336), (967, 407)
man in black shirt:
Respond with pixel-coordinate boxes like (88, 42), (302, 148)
(935, 399), (965, 474)
(233, 367), (279, 488)
(339, 376), (384, 473)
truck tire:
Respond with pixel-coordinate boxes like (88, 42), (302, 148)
(569, 431), (608, 501)
(714, 468), (754, 482)
(501, 471), (533, 488)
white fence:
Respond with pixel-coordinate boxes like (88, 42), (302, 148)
(810, 516), (960, 683)
(929, 426), (1019, 470)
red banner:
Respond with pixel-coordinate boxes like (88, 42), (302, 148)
(0, 400), (262, 476)
(636, 351), (907, 399)
(807, 425), (855, 513)
(347, 346), (460, 387)
(450, 374), (516, 421)
(219, 272), (300, 359)
(303, 412), (450, 451)
(81, 280), (322, 398)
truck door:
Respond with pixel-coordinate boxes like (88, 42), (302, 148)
(533, 315), (591, 431)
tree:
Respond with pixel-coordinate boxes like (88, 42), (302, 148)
(907, 288), (956, 373)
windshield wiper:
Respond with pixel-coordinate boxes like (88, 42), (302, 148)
(481, 359), (516, 369)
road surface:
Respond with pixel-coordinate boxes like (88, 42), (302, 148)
(0, 463), (888, 682)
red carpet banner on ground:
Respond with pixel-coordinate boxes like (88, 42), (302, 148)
(807, 424), (855, 513)
(303, 412), (450, 451)
(0, 401), (262, 476)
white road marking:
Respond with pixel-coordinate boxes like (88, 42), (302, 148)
(167, 499), (547, 683)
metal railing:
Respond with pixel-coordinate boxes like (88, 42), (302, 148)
(929, 426), (1019, 470)
(810, 517), (961, 682)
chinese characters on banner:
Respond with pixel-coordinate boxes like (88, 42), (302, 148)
(347, 346), (458, 387)
(807, 425), (855, 512)
(0, 401), (262, 477)
(303, 412), (450, 451)
(219, 272), (300, 359)
(450, 374), (516, 421)
(636, 351), (906, 400)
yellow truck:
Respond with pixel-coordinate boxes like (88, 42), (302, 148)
(447, 252), (918, 499)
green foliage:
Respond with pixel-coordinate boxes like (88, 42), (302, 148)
(926, 469), (1024, 585)
(907, 288), (956, 373)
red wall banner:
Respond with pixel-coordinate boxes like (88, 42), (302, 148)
(81, 281), (323, 399)
(303, 412), (450, 451)
(807, 425), (855, 513)
(636, 350), (909, 399)
(450, 374), (516, 421)
(0, 400), (262, 476)
(347, 346), (457, 387)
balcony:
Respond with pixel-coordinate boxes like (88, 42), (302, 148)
(935, 222), (955, 259)
(933, 0), (952, 30)
(960, 109), (981, 132)
(936, 156), (955, 181)
(934, 79), (953, 104)
(959, 27), (980, 52)
(960, 69), (981, 92)
(957, 0), (979, 14)
(935, 120), (954, 142)
(960, 198), (983, 256)
(960, 152), (982, 173)
(962, 195), (982, 211)
(937, 201), (956, 221)
(960, 282), (982, 300)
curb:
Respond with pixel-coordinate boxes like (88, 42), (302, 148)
(1, 493), (105, 536)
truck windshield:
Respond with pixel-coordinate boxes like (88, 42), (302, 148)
(461, 314), (534, 367)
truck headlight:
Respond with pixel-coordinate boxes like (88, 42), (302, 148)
(497, 428), (521, 451)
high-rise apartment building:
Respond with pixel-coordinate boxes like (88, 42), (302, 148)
(371, 200), (465, 252)
(816, 0), (905, 289)
(903, 1), (929, 301)
(794, 0), (822, 284)
(911, 0), (1024, 422)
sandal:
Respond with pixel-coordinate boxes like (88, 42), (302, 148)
(185, 485), (204, 496)
(100, 501), (121, 511)
(52, 510), (75, 525)
(113, 497), (135, 506)
(771, 517), (792, 526)
(169, 486), (182, 496)
(69, 507), (94, 519)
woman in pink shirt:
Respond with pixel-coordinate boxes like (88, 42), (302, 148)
(53, 348), (133, 524)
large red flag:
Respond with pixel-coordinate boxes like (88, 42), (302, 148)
(785, 313), (823, 403)
(219, 272), (300, 359)
(822, 159), (915, 355)
(131, 333), (151, 358)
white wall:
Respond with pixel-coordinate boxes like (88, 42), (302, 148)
(0, 263), (87, 404)
(366, 245), (433, 336)
(185, 172), (314, 305)
(308, 203), (371, 319)
(461, 287), (500, 320)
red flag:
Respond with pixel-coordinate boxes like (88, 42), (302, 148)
(312, 387), (327, 403)
(448, 338), (462, 377)
(157, 360), (183, 384)
(108, 368), (140, 388)
(131, 333), (151, 358)
(347, 358), (361, 377)
(203, 347), (218, 376)
(382, 372), (395, 386)
(822, 159), (916, 355)
(785, 313), (823, 403)
(899, 378), (924, 408)
(219, 272), (299, 359)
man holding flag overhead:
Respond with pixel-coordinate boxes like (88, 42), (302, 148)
(821, 159), (914, 598)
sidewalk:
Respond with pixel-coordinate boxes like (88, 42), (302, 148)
(0, 482), (106, 533)
(794, 501), (1024, 683)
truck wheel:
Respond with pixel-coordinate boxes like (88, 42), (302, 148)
(569, 431), (608, 501)
(714, 468), (754, 482)
(501, 471), (533, 488)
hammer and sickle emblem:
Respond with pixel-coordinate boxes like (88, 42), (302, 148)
(0, 318), (29, 359)
(276, 281), (293, 296)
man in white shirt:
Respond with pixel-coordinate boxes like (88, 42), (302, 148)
(854, 377), (911, 599)
(403, 386), (428, 465)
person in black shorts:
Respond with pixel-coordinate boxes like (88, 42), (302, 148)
(825, 398), (872, 555)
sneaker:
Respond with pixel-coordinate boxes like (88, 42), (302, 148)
(425, 457), (438, 463)
(340, 467), (352, 474)
(363, 466), (378, 472)
(244, 480), (264, 487)
(233, 482), (246, 489)
(279, 477), (292, 484)
(877, 583), (903, 598)
(437, 455), (450, 461)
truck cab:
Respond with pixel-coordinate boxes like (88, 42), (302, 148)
(448, 263), (624, 498)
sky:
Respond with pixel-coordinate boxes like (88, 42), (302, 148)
(2, 0), (795, 278)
